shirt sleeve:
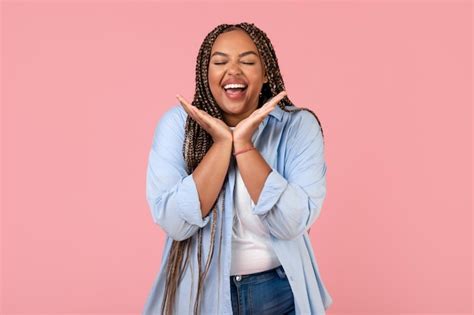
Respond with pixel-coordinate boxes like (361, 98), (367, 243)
(251, 110), (327, 240)
(146, 105), (211, 241)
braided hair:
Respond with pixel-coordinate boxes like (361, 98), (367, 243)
(161, 22), (325, 315)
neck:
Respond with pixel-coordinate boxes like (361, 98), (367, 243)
(223, 103), (259, 127)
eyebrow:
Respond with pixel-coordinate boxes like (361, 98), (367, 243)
(211, 51), (259, 58)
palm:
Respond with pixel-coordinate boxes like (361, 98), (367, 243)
(176, 94), (232, 143)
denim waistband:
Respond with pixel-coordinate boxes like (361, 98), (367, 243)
(230, 265), (285, 285)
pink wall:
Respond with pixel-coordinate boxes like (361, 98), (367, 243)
(1, 1), (471, 314)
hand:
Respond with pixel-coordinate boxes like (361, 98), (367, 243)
(176, 94), (233, 144)
(232, 91), (288, 146)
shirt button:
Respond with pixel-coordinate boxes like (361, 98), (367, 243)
(235, 275), (241, 281)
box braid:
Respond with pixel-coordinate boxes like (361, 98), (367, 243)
(161, 22), (325, 315)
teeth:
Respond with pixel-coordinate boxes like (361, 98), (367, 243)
(223, 83), (247, 90)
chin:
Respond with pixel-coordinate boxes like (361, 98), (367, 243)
(218, 98), (246, 111)
(226, 103), (254, 116)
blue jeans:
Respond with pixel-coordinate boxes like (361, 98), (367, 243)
(230, 265), (296, 314)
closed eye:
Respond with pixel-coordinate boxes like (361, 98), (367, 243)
(213, 62), (255, 65)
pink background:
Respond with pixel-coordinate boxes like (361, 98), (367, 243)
(1, 1), (471, 314)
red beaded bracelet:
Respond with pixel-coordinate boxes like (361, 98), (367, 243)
(233, 145), (256, 156)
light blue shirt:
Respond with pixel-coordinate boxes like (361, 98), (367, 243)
(143, 103), (333, 314)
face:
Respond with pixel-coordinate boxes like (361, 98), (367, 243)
(208, 29), (268, 126)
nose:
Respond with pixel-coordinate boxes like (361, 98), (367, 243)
(226, 60), (243, 74)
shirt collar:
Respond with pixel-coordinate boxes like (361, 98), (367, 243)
(259, 104), (284, 131)
(268, 104), (284, 122)
(250, 105), (284, 142)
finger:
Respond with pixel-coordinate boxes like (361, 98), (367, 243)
(176, 95), (204, 125)
(257, 100), (281, 119)
(177, 94), (201, 117)
(191, 107), (211, 129)
(176, 95), (211, 129)
(185, 102), (208, 125)
(176, 94), (190, 107)
(251, 93), (286, 123)
(257, 92), (285, 116)
(251, 106), (275, 124)
(176, 94), (194, 117)
(194, 107), (213, 119)
(263, 91), (287, 109)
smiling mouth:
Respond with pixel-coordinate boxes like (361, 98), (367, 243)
(222, 86), (248, 100)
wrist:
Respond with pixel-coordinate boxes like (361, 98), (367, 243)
(212, 139), (233, 152)
(234, 145), (255, 156)
(233, 140), (255, 156)
(233, 139), (253, 150)
(214, 137), (233, 145)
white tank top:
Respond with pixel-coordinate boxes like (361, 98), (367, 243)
(229, 126), (281, 275)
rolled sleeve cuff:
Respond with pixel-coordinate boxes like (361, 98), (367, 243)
(252, 168), (288, 216)
(177, 174), (211, 228)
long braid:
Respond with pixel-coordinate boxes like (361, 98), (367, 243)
(161, 22), (325, 315)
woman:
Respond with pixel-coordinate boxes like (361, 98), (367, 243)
(143, 22), (333, 315)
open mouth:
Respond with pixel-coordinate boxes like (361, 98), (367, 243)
(222, 85), (248, 100)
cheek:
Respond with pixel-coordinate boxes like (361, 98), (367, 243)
(248, 69), (265, 83)
(208, 71), (221, 89)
